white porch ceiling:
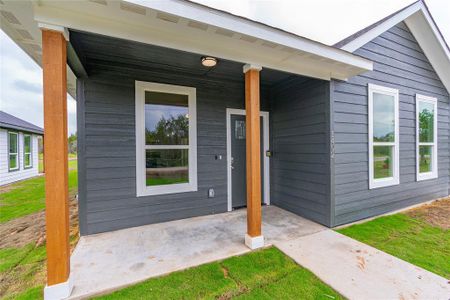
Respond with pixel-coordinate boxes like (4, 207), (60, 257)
(0, 0), (374, 99)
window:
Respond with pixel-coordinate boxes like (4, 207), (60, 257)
(24, 134), (32, 168)
(135, 81), (197, 196)
(368, 84), (399, 189)
(8, 132), (19, 171)
(416, 94), (438, 181)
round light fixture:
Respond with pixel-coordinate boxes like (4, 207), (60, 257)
(201, 56), (217, 67)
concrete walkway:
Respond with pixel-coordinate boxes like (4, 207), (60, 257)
(275, 230), (450, 300)
(69, 206), (324, 299)
(69, 206), (450, 299)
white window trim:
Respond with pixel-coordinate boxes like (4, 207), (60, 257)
(24, 134), (33, 169)
(8, 131), (19, 171)
(416, 94), (438, 181)
(368, 83), (400, 189)
(135, 81), (197, 197)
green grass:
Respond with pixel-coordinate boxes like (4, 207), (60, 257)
(374, 160), (391, 179)
(0, 159), (78, 299)
(4, 286), (43, 300)
(337, 213), (450, 278)
(0, 160), (78, 223)
(0, 244), (47, 299)
(95, 247), (343, 300)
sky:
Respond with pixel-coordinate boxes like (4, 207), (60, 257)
(0, 0), (449, 136)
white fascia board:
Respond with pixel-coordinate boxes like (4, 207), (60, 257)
(128, 0), (373, 71)
(405, 12), (450, 93)
(31, 3), (354, 80)
(339, 1), (450, 93)
(340, 1), (423, 52)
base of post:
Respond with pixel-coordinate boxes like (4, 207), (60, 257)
(245, 234), (264, 250)
(44, 274), (73, 300)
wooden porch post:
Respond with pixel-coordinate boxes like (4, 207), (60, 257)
(41, 27), (73, 299)
(243, 64), (264, 249)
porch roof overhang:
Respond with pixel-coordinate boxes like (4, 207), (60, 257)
(0, 0), (373, 98)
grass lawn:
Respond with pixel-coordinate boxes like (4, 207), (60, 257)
(96, 247), (343, 300)
(1, 159), (79, 299)
(0, 244), (47, 300)
(0, 160), (77, 223)
(337, 212), (450, 278)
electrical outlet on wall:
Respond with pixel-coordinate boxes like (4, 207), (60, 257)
(208, 188), (215, 198)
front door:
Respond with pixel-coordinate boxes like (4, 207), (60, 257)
(230, 114), (265, 208)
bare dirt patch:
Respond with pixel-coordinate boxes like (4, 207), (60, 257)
(0, 194), (79, 249)
(405, 197), (450, 230)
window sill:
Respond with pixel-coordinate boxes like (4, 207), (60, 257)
(137, 183), (198, 197)
(369, 177), (399, 189)
(417, 173), (438, 181)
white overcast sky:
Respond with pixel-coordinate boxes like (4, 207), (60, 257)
(0, 0), (449, 135)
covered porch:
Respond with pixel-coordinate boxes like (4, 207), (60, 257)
(22, 1), (372, 298)
(69, 206), (325, 299)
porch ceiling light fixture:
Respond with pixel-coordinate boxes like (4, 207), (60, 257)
(201, 56), (217, 67)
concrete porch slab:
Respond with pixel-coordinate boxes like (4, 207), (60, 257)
(69, 206), (325, 299)
(275, 230), (450, 300)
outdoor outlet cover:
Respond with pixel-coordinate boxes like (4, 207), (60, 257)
(208, 188), (215, 198)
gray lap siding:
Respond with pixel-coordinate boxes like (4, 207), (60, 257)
(270, 78), (332, 226)
(331, 22), (450, 226)
(77, 65), (270, 235)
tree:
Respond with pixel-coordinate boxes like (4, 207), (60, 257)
(419, 109), (433, 164)
(146, 115), (188, 145)
(68, 133), (77, 154)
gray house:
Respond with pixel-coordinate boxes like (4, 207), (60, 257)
(70, 0), (450, 232)
(1, 0), (449, 298)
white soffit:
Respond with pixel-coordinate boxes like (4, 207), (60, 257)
(26, 0), (372, 81)
(337, 1), (450, 93)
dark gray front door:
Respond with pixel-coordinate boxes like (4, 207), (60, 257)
(230, 114), (264, 208)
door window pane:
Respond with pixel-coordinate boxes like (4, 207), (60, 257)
(418, 102), (434, 143)
(235, 120), (246, 139)
(145, 91), (189, 145)
(373, 146), (393, 179)
(146, 149), (189, 186)
(419, 145), (432, 173)
(373, 92), (395, 142)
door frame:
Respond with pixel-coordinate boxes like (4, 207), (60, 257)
(226, 108), (270, 212)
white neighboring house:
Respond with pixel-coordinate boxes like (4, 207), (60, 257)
(0, 111), (43, 186)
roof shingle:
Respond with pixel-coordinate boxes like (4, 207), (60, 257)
(0, 111), (44, 135)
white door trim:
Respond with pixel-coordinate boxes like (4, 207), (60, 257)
(226, 108), (270, 212)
